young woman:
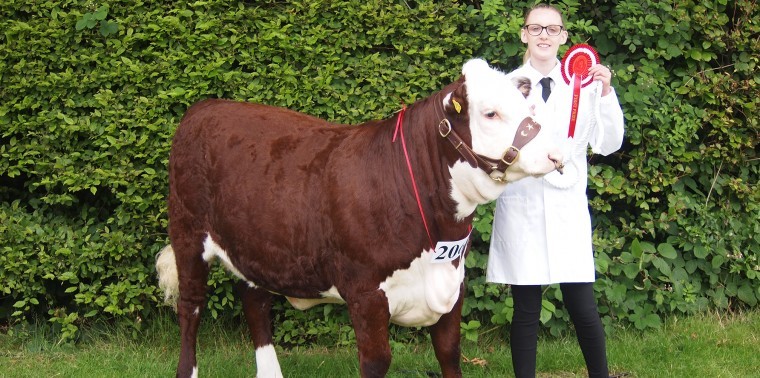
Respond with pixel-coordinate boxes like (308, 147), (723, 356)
(486, 3), (625, 378)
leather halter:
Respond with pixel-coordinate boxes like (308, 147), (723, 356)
(438, 116), (542, 182)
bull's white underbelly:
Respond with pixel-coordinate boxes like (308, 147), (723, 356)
(380, 250), (465, 327)
(285, 252), (465, 326)
(283, 250), (465, 327)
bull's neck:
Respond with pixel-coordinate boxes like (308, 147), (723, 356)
(389, 100), (472, 240)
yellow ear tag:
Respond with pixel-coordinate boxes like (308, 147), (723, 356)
(452, 99), (462, 114)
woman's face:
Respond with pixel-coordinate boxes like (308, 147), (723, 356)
(521, 8), (568, 62)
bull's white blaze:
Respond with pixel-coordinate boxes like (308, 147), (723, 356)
(255, 344), (283, 378)
(201, 234), (257, 287)
(446, 60), (561, 218)
(379, 248), (465, 327)
(191, 366), (198, 378)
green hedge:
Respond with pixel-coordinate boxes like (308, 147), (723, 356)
(1, 0), (757, 343)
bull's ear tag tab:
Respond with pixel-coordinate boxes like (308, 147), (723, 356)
(452, 99), (461, 114)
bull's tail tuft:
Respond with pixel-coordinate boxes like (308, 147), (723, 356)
(156, 245), (179, 310)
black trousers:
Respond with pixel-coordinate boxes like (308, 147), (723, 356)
(510, 283), (609, 378)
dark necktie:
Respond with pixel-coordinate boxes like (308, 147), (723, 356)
(539, 77), (552, 102)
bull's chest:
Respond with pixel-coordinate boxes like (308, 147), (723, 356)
(379, 246), (467, 327)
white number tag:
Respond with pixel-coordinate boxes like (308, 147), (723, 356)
(431, 232), (471, 264)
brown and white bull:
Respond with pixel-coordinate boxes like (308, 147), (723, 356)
(156, 59), (563, 377)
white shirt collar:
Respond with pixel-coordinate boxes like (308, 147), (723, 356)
(523, 59), (564, 90)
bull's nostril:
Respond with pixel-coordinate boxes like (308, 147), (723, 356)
(552, 159), (565, 175)
(548, 150), (564, 175)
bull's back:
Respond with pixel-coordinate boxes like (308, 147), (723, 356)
(172, 99), (341, 177)
(169, 99), (362, 246)
(173, 99), (336, 150)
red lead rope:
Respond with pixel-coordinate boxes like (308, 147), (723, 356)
(393, 106), (435, 251)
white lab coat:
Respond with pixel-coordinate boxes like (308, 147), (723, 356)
(486, 59), (625, 285)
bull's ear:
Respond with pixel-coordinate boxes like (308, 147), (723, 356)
(443, 80), (469, 116)
(511, 76), (531, 98)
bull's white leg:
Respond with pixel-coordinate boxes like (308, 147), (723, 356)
(237, 282), (282, 377)
(255, 344), (283, 378)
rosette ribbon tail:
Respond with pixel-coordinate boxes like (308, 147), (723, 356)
(568, 73), (581, 138)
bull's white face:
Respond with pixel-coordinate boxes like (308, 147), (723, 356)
(447, 59), (562, 219)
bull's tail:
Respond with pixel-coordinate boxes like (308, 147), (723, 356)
(156, 245), (179, 310)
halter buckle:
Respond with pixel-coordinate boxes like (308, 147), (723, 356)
(438, 119), (452, 138)
(500, 146), (520, 166)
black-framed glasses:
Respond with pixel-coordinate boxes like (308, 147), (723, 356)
(523, 24), (564, 36)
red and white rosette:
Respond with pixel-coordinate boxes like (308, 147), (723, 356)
(561, 44), (600, 138)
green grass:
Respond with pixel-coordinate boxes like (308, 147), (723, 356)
(1, 311), (758, 377)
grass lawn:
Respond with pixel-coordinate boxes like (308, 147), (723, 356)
(1, 310), (758, 377)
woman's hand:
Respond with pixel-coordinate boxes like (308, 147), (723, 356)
(588, 64), (614, 96)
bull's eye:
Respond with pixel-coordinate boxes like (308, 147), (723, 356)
(485, 111), (497, 119)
